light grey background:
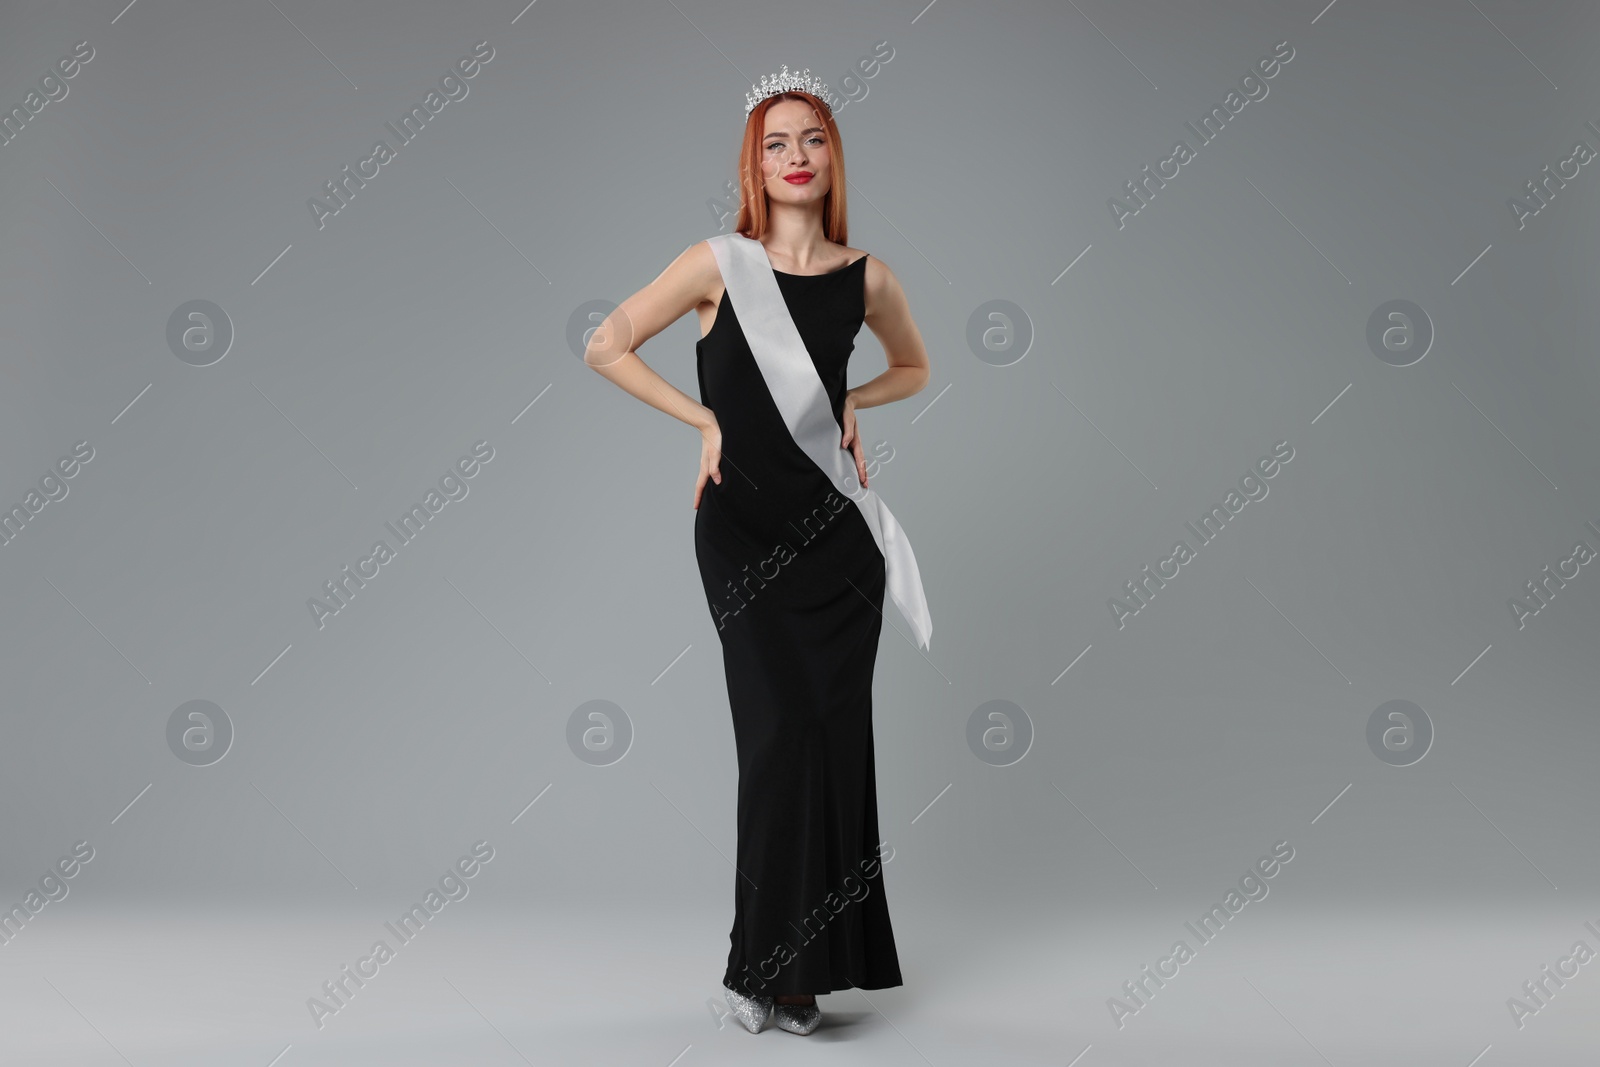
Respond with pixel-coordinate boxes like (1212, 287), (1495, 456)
(3, 0), (1599, 1063)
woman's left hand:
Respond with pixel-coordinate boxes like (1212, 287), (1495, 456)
(840, 393), (868, 489)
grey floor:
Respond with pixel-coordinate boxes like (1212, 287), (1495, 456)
(5, 900), (1597, 1064)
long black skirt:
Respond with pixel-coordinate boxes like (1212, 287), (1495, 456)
(695, 479), (904, 998)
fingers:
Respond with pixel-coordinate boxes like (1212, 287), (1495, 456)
(703, 425), (723, 485)
(851, 436), (868, 488)
(696, 442), (721, 511)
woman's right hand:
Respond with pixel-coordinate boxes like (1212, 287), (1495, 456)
(693, 416), (723, 510)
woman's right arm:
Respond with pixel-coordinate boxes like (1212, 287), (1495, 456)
(583, 240), (724, 508)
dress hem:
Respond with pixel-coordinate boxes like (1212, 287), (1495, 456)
(724, 975), (904, 997)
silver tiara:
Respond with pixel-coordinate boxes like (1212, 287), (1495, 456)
(744, 65), (840, 117)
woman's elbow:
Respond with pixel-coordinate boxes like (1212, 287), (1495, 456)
(583, 314), (634, 372)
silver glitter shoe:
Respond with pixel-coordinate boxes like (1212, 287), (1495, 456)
(723, 987), (773, 1033)
(774, 1001), (821, 1035)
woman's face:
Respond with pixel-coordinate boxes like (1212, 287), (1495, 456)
(758, 98), (832, 205)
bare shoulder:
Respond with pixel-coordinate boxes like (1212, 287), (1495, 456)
(669, 239), (724, 302)
(858, 247), (888, 282)
(602, 239), (727, 355)
(860, 250), (906, 320)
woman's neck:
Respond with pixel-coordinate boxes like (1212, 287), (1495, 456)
(759, 202), (831, 270)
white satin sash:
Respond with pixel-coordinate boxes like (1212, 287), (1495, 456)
(707, 232), (933, 650)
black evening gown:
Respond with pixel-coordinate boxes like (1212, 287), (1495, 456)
(693, 251), (904, 998)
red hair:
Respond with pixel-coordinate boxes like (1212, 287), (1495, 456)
(733, 92), (848, 244)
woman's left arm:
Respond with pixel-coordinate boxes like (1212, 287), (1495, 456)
(840, 257), (931, 487)
(850, 257), (930, 410)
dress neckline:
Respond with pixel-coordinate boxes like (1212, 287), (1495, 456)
(770, 254), (869, 278)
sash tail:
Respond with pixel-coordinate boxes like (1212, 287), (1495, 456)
(864, 489), (933, 650)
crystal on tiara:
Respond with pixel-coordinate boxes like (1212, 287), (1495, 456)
(744, 64), (840, 117)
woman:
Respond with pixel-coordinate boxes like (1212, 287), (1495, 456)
(584, 67), (933, 1037)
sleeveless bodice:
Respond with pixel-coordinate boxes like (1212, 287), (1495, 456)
(694, 254), (870, 549)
